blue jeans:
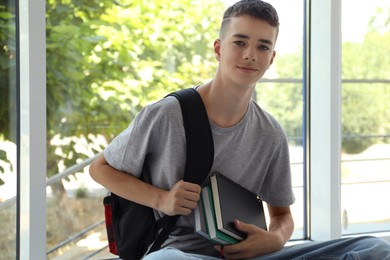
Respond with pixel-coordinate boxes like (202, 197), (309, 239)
(143, 236), (390, 260)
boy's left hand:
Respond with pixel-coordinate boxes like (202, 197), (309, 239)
(214, 219), (283, 259)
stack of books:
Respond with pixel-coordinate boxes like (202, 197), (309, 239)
(194, 172), (267, 245)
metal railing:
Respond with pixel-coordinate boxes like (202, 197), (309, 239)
(46, 220), (105, 255)
(0, 154), (99, 212)
(0, 153), (107, 259)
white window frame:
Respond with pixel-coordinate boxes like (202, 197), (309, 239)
(308, 0), (342, 240)
(19, 0), (46, 258)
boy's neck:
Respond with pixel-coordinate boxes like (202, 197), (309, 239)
(197, 79), (255, 128)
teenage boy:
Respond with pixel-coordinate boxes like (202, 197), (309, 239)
(90, 0), (390, 259)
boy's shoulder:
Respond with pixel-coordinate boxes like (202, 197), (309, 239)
(144, 95), (180, 113)
(250, 100), (285, 134)
(136, 95), (183, 126)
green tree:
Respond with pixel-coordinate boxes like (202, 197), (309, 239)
(341, 7), (390, 153)
(1, 0), (224, 247)
(45, 0), (224, 245)
(45, 0), (223, 178)
(268, 8), (390, 152)
(0, 1), (16, 185)
(259, 50), (303, 145)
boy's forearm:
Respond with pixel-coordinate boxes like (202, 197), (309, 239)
(89, 155), (166, 210)
(268, 212), (294, 249)
(267, 204), (294, 250)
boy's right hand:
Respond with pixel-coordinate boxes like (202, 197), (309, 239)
(158, 180), (201, 216)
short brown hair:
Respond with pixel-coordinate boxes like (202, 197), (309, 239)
(219, 0), (279, 39)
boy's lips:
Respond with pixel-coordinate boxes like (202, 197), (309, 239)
(237, 65), (258, 72)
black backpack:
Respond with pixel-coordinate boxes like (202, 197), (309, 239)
(103, 88), (214, 260)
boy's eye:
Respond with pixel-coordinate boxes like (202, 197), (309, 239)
(233, 41), (245, 46)
(258, 45), (270, 51)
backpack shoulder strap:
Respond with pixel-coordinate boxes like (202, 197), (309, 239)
(167, 88), (214, 184)
(149, 87), (214, 254)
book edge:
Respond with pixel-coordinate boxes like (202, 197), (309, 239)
(202, 186), (229, 245)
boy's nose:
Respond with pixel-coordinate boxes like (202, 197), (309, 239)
(243, 49), (256, 62)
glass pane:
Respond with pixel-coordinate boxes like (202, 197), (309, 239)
(45, 0), (225, 258)
(256, 0), (305, 240)
(45, 0), (113, 255)
(45, 0), (306, 257)
(341, 0), (390, 235)
(0, 0), (17, 258)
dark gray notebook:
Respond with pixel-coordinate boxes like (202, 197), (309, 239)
(210, 172), (268, 240)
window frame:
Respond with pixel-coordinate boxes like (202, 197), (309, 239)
(18, 0), (46, 258)
(14, 0), (390, 257)
(307, 0), (342, 240)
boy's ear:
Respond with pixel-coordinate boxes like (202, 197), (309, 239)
(268, 50), (276, 68)
(214, 39), (221, 61)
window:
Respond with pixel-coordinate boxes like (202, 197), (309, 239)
(44, 1), (307, 257)
(256, 0), (306, 240)
(3, 0), (389, 258)
(341, 0), (390, 235)
(45, 1), (226, 258)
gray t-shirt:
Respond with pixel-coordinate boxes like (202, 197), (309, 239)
(104, 95), (295, 257)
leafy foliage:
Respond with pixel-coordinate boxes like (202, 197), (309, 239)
(0, 1), (16, 186)
(44, 0), (224, 176)
(0, 1), (16, 143)
(258, 50), (303, 145)
(341, 8), (390, 153)
(268, 10), (390, 153)
(0, 1), (389, 186)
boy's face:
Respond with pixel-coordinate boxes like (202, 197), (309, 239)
(214, 15), (277, 88)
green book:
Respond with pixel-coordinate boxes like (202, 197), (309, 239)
(201, 186), (239, 245)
